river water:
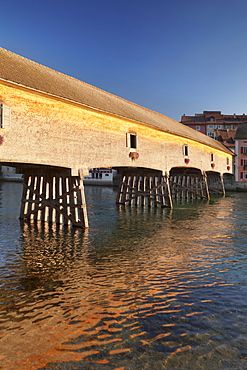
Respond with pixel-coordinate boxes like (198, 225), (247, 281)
(0, 182), (246, 370)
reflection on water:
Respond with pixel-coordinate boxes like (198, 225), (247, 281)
(0, 182), (247, 369)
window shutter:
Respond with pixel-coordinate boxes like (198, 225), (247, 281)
(126, 133), (130, 148)
(241, 147), (243, 154)
(240, 172), (243, 179)
(3, 106), (11, 129)
(241, 159), (243, 166)
(0, 105), (2, 128)
(0, 104), (11, 129)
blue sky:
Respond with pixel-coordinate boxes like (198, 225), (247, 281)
(1, 0), (247, 121)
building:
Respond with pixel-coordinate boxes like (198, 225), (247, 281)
(214, 129), (236, 153)
(181, 111), (247, 145)
(84, 168), (120, 185)
(234, 125), (247, 182)
(0, 165), (23, 182)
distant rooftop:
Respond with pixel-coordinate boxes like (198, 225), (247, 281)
(181, 111), (247, 124)
(235, 124), (247, 139)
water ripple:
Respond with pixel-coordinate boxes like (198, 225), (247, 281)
(0, 184), (247, 369)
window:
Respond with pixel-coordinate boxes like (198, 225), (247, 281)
(215, 124), (221, 129)
(208, 125), (214, 129)
(209, 116), (215, 122)
(227, 158), (230, 165)
(126, 133), (138, 149)
(211, 153), (214, 161)
(207, 132), (215, 138)
(183, 145), (188, 156)
(241, 147), (247, 154)
(196, 126), (200, 130)
(0, 104), (11, 129)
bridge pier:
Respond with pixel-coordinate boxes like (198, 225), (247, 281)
(115, 167), (227, 210)
(116, 169), (173, 208)
(19, 169), (88, 228)
(169, 174), (210, 200)
(206, 172), (226, 197)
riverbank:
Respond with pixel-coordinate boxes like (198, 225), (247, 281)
(224, 180), (247, 191)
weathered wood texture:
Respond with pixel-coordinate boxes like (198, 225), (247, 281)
(20, 174), (88, 228)
(207, 173), (226, 196)
(116, 172), (226, 208)
(116, 174), (173, 208)
(169, 175), (209, 200)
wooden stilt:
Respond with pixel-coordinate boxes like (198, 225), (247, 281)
(20, 171), (89, 228)
(116, 172), (172, 208)
(169, 173), (209, 201)
(117, 169), (227, 208)
(207, 172), (225, 196)
(134, 176), (138, 206)
(165, 174), (173, 209)
(220, 174), (226, 197)
(78, 170), (89, 228)
(186, 176), (190, 198)
(203, 172), (210, 200)
(116, 175), (126, 204)
(159, 176), (166, 207)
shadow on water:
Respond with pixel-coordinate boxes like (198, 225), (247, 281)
(0, 183), (247, 369)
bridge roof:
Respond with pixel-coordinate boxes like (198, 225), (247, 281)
(0, 47), (232, 155)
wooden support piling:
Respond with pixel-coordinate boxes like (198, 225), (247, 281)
(207, 172), (225, 196)
(116, 172), (173, 208)
(203, 172), (210, 200)
(220, 174), (226, 197)
(20, 171), (88, 228)
(169, 174), (209, 200)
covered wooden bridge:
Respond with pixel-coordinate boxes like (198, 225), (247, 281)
(0, 48), (234, 227)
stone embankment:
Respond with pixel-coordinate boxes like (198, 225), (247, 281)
(225, 180), (247, 192)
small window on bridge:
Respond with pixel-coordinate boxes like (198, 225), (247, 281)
(227, 157), (230, 165)
(126, 133), (138, 149)
(183, 145), (188, 156)
(0, 104), (11, 129)
(211, 153), (214, 161)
